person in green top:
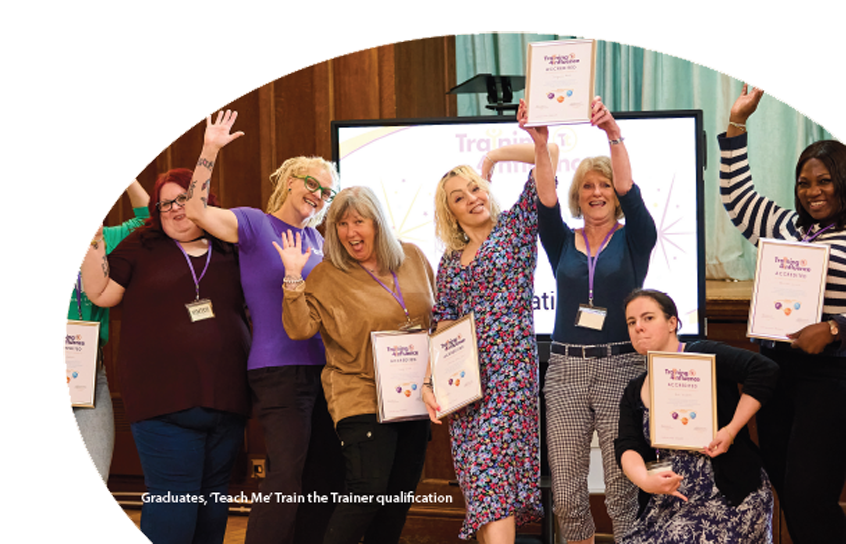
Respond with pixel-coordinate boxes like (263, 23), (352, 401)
(71, 179), (149, 482)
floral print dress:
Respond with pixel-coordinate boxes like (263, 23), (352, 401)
(433, 175), (544, 539)
(621, 408), (773, 544)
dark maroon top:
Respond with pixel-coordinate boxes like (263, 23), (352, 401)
(108, 230), (251, 423)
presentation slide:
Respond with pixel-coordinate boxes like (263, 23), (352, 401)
(334, 113), (703, 337)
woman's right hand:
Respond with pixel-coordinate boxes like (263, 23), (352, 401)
(272, 230), (310, 278)
(640, 470), (688, 502)
(421, 387), (442, 424)
(730, 84), (764, 124)
(204, 110), (245, 152)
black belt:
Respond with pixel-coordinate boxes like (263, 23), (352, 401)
(551, 342), (636, 359)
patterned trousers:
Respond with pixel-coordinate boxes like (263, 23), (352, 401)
(544, 345), (645, 542)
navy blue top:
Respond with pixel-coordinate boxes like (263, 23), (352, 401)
(538, 183), (657, 345)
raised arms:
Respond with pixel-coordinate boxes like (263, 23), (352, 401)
(183, 110), (244, 244)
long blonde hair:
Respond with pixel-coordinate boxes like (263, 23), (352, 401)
(323, 186), (405, 272)
(434, 165), (502, 253)
(267, 157), (340, 228)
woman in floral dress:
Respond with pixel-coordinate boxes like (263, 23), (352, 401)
(422, 100), (555, 543)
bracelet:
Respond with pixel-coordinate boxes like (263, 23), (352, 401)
(282, 275), (304, 285)
(608, 137), (625, 145)
(483, 154), (494, 164)
(423, 376), (434, 388)
(729, 121), (747, 132)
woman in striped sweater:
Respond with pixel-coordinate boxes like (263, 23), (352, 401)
(719, 84), (846, 544)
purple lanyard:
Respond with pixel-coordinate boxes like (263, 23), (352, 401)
(174, 239), (212, 301)
(361, 265), (410, 322)
(582, 225), (618, 306)
(75, 272), (83, 319)
(801, 223), (834, 243)
(677, 342), (684, 352)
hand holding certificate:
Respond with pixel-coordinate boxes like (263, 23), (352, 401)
(427, 313), (482, 419)
(371, 329), (431, 423)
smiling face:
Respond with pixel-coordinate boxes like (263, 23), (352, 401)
(444, 174), (492, 231)
(626, 296), (679, 355)
(283, 166), (331, 222)
(578, 169), (618, 223)
(159, 182), (204, 241)
(336, 208), (377, 267)
(797, 158), (840, 224)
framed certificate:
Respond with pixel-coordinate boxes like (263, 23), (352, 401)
(66, 320), (100, 408)
(429, 313), (482, 419)
(371, 329), (430, 423)
(648, 351), (716, 450)
(524, 39), (596, 127)
(748, 238), (830, 342)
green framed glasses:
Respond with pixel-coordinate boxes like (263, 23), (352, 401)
(293, 174), (337, 203)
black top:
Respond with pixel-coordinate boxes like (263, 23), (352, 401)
(614, 340), (779, 510)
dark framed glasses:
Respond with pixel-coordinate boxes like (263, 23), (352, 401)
(293, 174), (336, 203)
(156, 192), (189, 212)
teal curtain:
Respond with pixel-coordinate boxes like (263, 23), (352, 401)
(455, 34), (834, 280)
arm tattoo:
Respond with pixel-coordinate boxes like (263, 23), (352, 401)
(201, 196), (208, 209)
(197, 158), (215, 172)
(201, 179), (210, 192)
(186, 179), (197, 200)
(100, 254), (109, 278)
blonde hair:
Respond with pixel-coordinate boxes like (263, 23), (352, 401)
(267, 157), (340, 228)
(323, 186), (405, 272)
(434, 165), (502, 253)
(568, 156), (622, 220)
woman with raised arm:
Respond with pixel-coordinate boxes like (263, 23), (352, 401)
(536, 97), (657, 544)
(183, 110), (343, 544)
(719, 84), (846, 543)
(81, 169), (250, 544)
(276, 186), (435, 544)
(421, 99), (555, 543)
(72, 179), (149, 482)
(616, 289), (778, 543)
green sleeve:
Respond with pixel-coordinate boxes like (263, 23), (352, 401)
(103, 206), (149, 254)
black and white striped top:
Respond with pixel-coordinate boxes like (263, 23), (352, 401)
(719, 132), (846, 317)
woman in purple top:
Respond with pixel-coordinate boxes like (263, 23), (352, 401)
(184, 110), (344, 544)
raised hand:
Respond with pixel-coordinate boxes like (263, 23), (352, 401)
(517, 98), (549, 144)
(203, 110), (245, 152)
(272, 230), (311, 280)
(590, 96), (621, 138)
(730, 84), (764, 124)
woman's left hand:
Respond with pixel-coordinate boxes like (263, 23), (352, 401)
(204, 110), (245, 152)
(788, 321), (835, 354)
(272, 230), (311, 279)
(590, 96), (621, 139)
(702, 427), (735, 458)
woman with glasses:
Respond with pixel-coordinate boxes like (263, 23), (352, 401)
(183, 110), (344, 544)
(81, 168), (251, 544)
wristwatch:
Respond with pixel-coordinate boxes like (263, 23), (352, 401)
(828, 319), (840, 338)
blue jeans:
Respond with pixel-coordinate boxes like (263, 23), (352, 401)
(73, 365), (115, 483)
(131, 406), (246, 544)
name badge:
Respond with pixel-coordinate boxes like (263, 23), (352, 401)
(186, 299), (215, 322)
(575, 304), (607, 330)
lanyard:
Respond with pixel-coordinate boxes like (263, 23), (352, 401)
(174, 239), (212, 301)
(75, 272), (83, 320)
(801, 223), (834, 243)
(583, 225), (618, 306)
(361, 265), (410, 322)
(677, 342), (684, 352)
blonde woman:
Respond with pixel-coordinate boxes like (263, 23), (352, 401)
(183, 110), (344, 544)
(423, 100), (556, 543)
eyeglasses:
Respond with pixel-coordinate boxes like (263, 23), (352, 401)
(293, 174), (336, 203)
(156, 193), (189, 212)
